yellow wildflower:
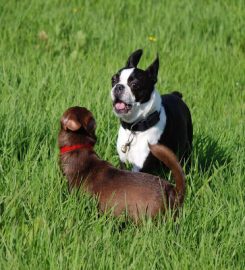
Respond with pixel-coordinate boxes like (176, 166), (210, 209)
(148, 36), (157, 42)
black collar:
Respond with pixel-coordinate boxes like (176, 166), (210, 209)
(120, 110), (161, 132)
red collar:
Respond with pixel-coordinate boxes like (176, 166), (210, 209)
(60, 143), (94, 154)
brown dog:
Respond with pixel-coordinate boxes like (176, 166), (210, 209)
(58, 107), (185, 222)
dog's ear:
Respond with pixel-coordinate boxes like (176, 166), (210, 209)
(145, 54), (159, 84)
(125, 49), (143, 68)
(61, 114), (81, 131)
(82, 114), (96, 136)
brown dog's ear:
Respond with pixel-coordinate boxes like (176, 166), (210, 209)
(61, 115), (82, 131)
(83, 115), (96, 135)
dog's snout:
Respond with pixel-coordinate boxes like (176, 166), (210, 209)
(114, 84), (125, 97)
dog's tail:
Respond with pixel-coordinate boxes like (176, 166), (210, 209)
(171, 91), (183, 99)
(148, 144), (185, 204)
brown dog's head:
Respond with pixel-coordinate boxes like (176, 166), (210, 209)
(60, 106), (96, 142)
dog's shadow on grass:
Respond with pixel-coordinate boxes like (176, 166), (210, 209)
(193, 134), (232, 173)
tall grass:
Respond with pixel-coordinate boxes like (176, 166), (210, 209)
(0, 0), (244, 269)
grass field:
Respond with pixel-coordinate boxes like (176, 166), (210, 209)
(0, 0), (245, 269)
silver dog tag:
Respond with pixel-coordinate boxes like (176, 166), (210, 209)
(121, 144), (129, 153)
(121, 132), (135, 154)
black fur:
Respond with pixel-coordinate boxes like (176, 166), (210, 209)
(142, 93), (193, 173)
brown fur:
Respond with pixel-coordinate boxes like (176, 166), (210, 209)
(58, 107), (185, 222)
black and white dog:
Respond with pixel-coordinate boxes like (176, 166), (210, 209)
(111, 49), (193, 173)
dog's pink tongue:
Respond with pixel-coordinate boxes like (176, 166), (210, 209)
(115, 102), (126, 110)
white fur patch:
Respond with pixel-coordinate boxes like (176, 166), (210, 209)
(117, 90), (166, 172)
(110, 68), (136, 113)
(119, 68), (134, 83)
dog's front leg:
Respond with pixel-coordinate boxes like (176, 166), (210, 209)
(132, 165), (140, 172)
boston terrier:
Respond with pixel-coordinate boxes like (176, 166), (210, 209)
(58, 106), (185, 222)
(111, 49), (193, 173)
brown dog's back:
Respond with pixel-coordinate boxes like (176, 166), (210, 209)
(81, 145), (185, 221)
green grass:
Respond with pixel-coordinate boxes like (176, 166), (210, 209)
(0, 0), (245, 269)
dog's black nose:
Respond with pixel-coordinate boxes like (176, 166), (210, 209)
(114, 84), (125, 97)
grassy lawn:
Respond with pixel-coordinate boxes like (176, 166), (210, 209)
(0, 0), (244, 269)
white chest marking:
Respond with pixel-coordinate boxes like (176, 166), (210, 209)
(117, 107), (166, 172)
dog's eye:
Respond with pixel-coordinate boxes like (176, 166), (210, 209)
(111, 77), (117, 86)
(131, 82), (138, 89)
